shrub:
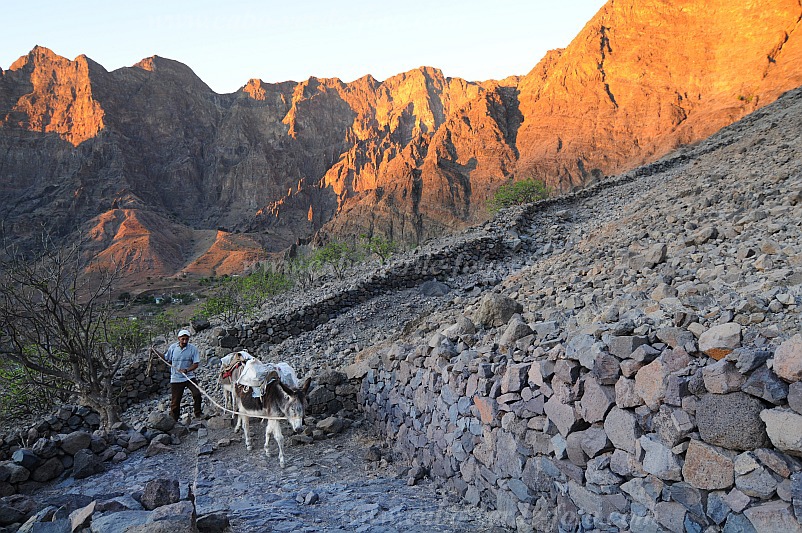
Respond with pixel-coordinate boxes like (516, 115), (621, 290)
(361, 235), (397, 264)
(488, 178), (551, 212)
(313, 241), (363, 280)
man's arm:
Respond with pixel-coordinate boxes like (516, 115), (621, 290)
(151, 346), (169, 365)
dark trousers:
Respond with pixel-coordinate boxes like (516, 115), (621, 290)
(170, 381), (202, 420)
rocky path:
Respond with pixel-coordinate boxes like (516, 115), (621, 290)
(32, 416), (506, 532)
(194, 420), (503, 532)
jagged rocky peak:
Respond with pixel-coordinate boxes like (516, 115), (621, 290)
(0, 0), (801, 285)
(1, 45), (105, 146)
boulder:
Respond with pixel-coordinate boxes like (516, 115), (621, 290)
(743, 500), (802, 533)
(61, 431), (92, 455)
(140, 478), (180, 510)
(698, 323), (741, 360)
(702, 360), (745, 394)
(640, 434), (683, 481)
(774, 334), (802, 382)
(760, 408), (802, 456)
(147, 412), (177, 433)
(474, 294), (522, 327)
(634, 358), (670, 410)
(578, 375), (615, 423)
(72, 450), (103, 480)
(604, 406), (640, 454)
(499, 318), (533, 349)
(682, 440), (734, 490)
(31, 457), (65, 483)
(696, 392), (768, 450)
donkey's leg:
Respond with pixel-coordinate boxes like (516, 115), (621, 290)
(270, 420), (286, 468)
(233, 408), (240, 432)
(242, 416), (252, 451)
(263, 420), (272, 459)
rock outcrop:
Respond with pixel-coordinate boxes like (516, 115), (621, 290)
(1, 0), (801, 286)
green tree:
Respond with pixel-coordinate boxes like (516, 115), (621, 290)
(283, 253), (323, 290)
(194, 266), (292, 324)
(313, 241), (362, 280)
(361, 235), (397, 264)
(488, 177), (551, 212)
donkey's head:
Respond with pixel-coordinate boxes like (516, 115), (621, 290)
(278, 377), (311, 432)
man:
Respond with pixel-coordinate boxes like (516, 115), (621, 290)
(158, 329), (203, 421)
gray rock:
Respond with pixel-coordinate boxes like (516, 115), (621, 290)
(728, 347), (771, 373)
(615, 376), (643, 408)
(140, 478), (180, 510)
(592, 352), (621, 385)
(72, 449), (103, 479)
(743, 500), (802, 533)
(703, 360), (746, 394)
(89, 510), (151, 533)
(580, 427), (612, 458)
(31, 457), (64, 483)
(419, 280), (450, 297)
(620, 476), (664, 511)
(31, 438), (59, 460)
(604, 406), (640, 454)
(11, 449), (39, 472)
(760, 408), (802, 456)
(316, 416), (345, 434)
(723, 488), (751, 513)
(736, 466), (778, 499)
(706, 491), (732, 525)
(59, 431), (93, 456)
(723, 512), (757, 533)
(655, 327), (695, 349)
(788, 382), (802, 414)
(607, 335), (649, 359)
(145, 500), (196, 531)
(651, 405), (693, 447)
(543, 396), (583, 437)
(501, 363), (530, 394)
(196, 512), (230, 533)
(566, 432), (588, 467)
(696, 392), (769, 451)
(655, 501), (686, 533)
(499, 318), (533, 349)
(742, 366), (789, 404)
(585, 454), (622, 486)
(578, 375), (615, 423)
(474, 293), (522, 327)
(147, 412), (177, 433)
(127, 431), (149, 452)
(640, 434), (683, 481)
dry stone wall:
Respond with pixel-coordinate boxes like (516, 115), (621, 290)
(358, 322), (802, 531)
(212, 231), (507, 352)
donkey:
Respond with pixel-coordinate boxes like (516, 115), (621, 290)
(234, 369), (311, 467)
(219, 351), (251, 418)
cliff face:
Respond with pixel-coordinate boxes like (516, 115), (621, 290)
(514, 0), (802, 188)
(0, 0), (800, 284)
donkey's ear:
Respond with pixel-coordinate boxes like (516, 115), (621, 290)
(302, 377), (312, 394)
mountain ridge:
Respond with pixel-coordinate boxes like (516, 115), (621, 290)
(1, 0), (801, 288)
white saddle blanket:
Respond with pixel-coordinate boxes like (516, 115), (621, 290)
(237, 359), (300, 389)
(220, 350), (253, 367)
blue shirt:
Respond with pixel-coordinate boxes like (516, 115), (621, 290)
(164, 342), (200, 383)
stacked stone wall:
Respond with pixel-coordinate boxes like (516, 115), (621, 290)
(359, 331), (802, 531)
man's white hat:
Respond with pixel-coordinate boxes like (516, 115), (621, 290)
(178, 329), (191, 338)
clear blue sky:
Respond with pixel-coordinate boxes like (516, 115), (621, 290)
(1, 0), (607, 94)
